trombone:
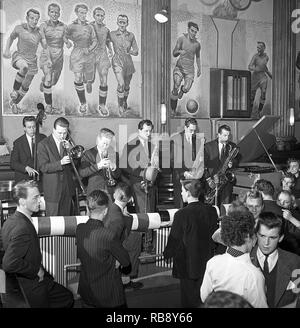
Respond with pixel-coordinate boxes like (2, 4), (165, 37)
(62, 132), (86, 195)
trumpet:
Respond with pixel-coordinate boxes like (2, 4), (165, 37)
(102, 151), (117, 187)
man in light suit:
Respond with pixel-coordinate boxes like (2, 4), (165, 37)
(37, 117), (75, 216)
(204, 124), (239, 206)
(251, 212), (300, 308)
(1, 180), (73, 308)
(10, 116), (46, 184)
(79, 128), (121, 199)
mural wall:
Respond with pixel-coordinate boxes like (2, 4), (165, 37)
(170, 0), (273, 119)
(2, 0), (142, 118)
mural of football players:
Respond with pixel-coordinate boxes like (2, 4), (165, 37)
(39, 3), (72, 114)
(110, 14), (139, 117)
(248, 41), (272, 119)
(90, 7), (113, 117)
(170, 22), (201, 113)
(3, 9), (45, 114)
(65, 3), (97, 114)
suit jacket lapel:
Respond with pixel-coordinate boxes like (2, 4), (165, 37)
(22, 134), (32, 158)
(274, 249), (292, 306)
(15, 211), (37, 235)
(49, 134), (61, 160)
(213, 139), (221, 164)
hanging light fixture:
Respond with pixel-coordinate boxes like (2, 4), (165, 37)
(160, 103), (167, 125)
(154, 9), (168, 23)
(289, 107), (295, 126)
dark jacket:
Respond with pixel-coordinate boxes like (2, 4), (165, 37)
(10, 133), (46, 183)
(164, 201), (218, 279)
(76, 219), (130, 307)
(251, 246), (300, 308)
(79, 146), (121, 196)
(204, 139), (238, 177)
(2, 211), (41, 280)
(103, 203), (133, 242)
(37, 134), (75, 202)
(120, 137), (154, 184)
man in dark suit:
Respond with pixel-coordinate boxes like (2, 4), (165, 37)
(120, 119), (159, 254)
(253, 179), (283, 217)
(104, 182), (143, 290)
(120, 119), (158, 213)
(251, 212), (300, 308)
(76, 189), (130, 308)
(163, 179), (218, 308)
(1, 180), (74, 308)
(10, 116), (46, 184)
(171, 118), (204, 208)
(37, 117), (75, 216)
(204, 124), (239, 206)
(79, 128), (121, 199)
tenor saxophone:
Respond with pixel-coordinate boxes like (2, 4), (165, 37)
(205, 144), (239, 204)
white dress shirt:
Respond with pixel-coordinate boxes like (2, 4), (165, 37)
(185, 133), (192, 145)
(200, 252), (268, 308)
(138, 136), (149, 155)
(256, 247), (278, 273)
(26, 134), (34, 156)
(218, 142), (225, 159)
(52, 133), (62, 154)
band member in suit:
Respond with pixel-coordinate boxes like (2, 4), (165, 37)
(37, 117), (75, 216)
(164, 179), (218, 308)
(79, 128), (121, 199)
(10, 116), (46, 184)
(171, 117), (204, 208)
(120, 119), (158, 213)
(104, 182), (143, 290)
(120, 119), (159, 254)
(204, 124), (239, 206)
(1, 180), (74, 308)
(76, 189), (130, 308)
(251, 212), (300, 308)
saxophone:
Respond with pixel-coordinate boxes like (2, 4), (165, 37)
(142, 142), (160, 193)
(205, 144), (239, 204)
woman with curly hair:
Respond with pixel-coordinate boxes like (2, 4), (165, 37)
(200, 210), (268, 308)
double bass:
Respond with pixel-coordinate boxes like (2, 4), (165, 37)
(33, 103), (46, 180)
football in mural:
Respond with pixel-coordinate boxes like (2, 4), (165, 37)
(186, 99), (199, 115)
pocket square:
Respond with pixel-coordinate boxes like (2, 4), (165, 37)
(286, 280), (296, 290)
